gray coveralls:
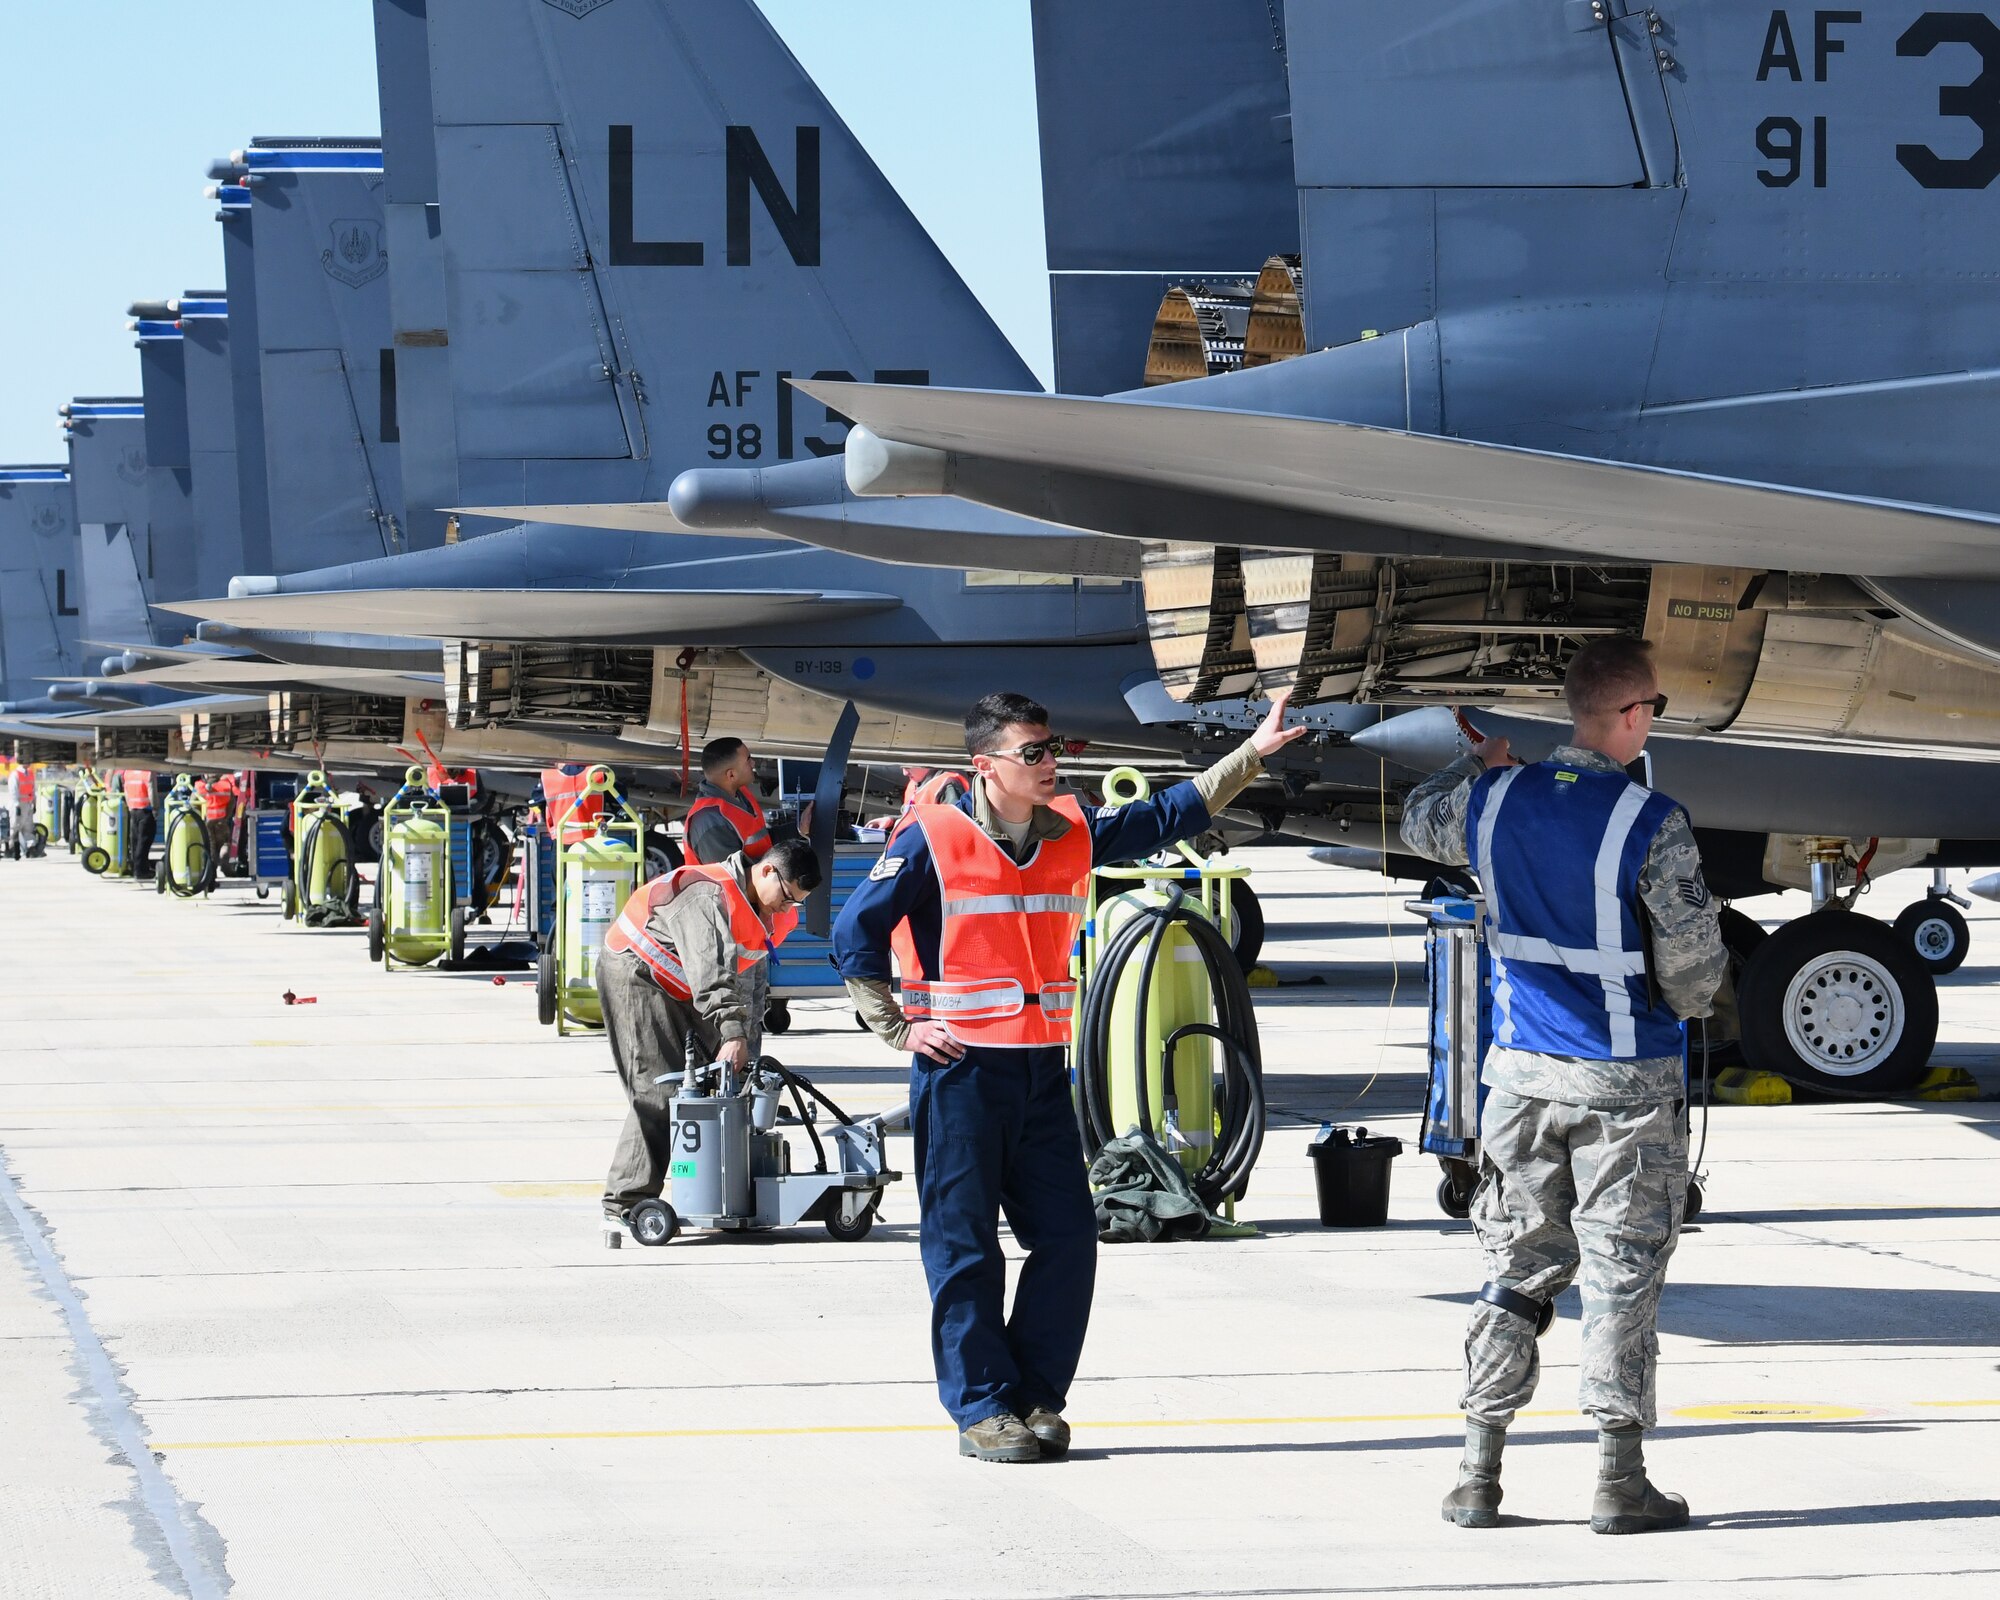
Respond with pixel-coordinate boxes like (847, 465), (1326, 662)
(1401, 746), (1727, 1429)
(598, 851), (772, 1214)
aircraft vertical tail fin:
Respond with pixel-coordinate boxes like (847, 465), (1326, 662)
(1028, 0), (1298, 395)
(422, 0), (1038, 508)
(0, 468), (84, 699)
(61, 401), (158, 648)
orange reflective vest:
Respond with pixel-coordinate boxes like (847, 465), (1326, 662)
(426, 761), (478, 797)
(203, 774), (236, 823)
(123, 769), (154, 808)
(890, 771), (970, 980)
(542, 765), (605, 844)
(896, 795), (1092, 1048)
(902, 769), (968, 812)
(604, 862), (796, 1000)
(684, 789), (771, 863)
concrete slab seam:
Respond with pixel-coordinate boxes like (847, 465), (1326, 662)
(0, 1146), (233, 1599)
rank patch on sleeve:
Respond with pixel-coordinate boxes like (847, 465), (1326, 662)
(869, 855), (904, 882)
(1676, 877), (1711, 909)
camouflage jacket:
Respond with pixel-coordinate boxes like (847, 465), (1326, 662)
(1400, 745), (1727, 1107)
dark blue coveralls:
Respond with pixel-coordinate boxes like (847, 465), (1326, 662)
(832, 782), (1214, 1429)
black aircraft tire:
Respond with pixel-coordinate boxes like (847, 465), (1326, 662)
(537, 945), (558, 1027)
(1739, 911), (1936, 1097)
(1695, 907), (1768, 1074)
(1227, 878), (1266, 975)
(1893, 899), (1970, 977)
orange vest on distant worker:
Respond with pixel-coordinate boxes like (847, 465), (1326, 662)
(203, 774), (236, 823)
(603, 862), (796, 1000)
(541, 765), (605, 844)
(684, 788), (771, 863)
(123, 769), (154, 808)
(894, 796), (1092, 1048)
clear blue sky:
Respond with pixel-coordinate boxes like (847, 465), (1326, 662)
(0, 0), (1050, 463)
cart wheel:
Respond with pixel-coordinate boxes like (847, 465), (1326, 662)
(537, 944), (558, 1026)
(449, 905), (467, 964)
(1893, 898), (1970, 976)
(854, 1011), (870, 1032)
(1436, 1175), (1473, 1220)
(368, 900), (385, 963)
(154, 859), (167, 894)
(255, 883), (270, 901)
(1684, 1177), (1705, 1225)
(630, 1200), (679, 1246)
(282, 878), (297, 921)
(81, 845), (110, 876)
(765, 999), (792, 1037)
(825, 1196), (878, 1242)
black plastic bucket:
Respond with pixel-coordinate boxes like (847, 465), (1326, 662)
(1308, 1125), (1404, 1227)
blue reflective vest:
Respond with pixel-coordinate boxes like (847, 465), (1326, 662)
(1463, 760), (1684, 1061)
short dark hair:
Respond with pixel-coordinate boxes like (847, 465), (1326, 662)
(765, 835), (821, 893)
(964, 691), (1050, 756)
(1564, 636), (1657, 721)
(700, 736), (746, 778)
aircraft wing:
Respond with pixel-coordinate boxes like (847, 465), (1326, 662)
(157, 587), (902, 642)
(798, 380), (2000, 580)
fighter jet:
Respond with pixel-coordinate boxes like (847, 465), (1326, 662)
(0, 466), (84, 714)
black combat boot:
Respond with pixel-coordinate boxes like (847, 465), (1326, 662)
(1440, 1420), (1505, 1528)
(1590, 1425), (1689, 1534)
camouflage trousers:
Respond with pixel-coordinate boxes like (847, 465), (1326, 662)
(1461, 1088), (1687, 1431)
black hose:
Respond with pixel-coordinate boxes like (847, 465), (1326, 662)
(161, 810), (216, 899)
(296, 808), (361, 927)
(1074, 882), (1267, 1209)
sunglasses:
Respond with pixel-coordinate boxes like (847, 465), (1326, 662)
(1619, 694), (1670, 717)
(985, 736), (1066, 767)
(780, 880), (813, 906)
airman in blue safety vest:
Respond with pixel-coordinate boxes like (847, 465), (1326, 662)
(833, 690), (1304, 1464)
(1401, 636), (1727, 1536)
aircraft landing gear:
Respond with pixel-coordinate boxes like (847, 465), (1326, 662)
(1737, 908), (1936, 1096)
(1893, 869), (1971, 977)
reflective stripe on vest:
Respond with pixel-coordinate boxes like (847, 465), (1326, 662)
(1467, 761), (1682, 1061)
(903, 797), (1092, 1048)
(603, 862), (792, 999)
(684, 791), (771, 862)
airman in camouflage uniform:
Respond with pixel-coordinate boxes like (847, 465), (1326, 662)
(1400, 638), (1726, 1535)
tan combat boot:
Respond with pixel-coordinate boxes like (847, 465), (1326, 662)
(1590, 1425), (1689, 1534)
(1022, 1406), (1070, 1458)
(958, 1413), (1040, 1463)
(1440, 1420), (1505, 1528)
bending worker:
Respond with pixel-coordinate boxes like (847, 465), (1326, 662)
(598, 833), (820, 1225)
(684, 736), (790, 865)
(1399, 636), (1726, 1536)
(832, 691), (1304, 1464)
(123, 768), (156, 875)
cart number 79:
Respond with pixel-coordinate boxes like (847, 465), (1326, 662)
(676, 1120), (702, 1154)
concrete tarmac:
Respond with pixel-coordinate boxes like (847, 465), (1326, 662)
(2, 846), (1997, 1598)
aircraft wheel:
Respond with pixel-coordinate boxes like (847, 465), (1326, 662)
(537, 944), (559, 1027)
(1227, 878), (1265, 974)
(81, 846), (110, 876)
(630, 1200), (678, 1246)
(1739, 910), (1936, 1097)
(1893, 899), (1970, 976)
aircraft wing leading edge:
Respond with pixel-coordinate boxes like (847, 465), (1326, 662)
(157, 588), (902, 642)
(799, 381), (2000, 581)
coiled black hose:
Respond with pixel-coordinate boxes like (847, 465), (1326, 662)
(296, 809), (362, 927)
(1073, 883), (1267, 1209)
(161, 810), (217, 899)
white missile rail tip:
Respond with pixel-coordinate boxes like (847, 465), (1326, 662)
(844, 424), (949, 499)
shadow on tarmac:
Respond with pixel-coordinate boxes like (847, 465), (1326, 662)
(1703, 1498), (2000, 1529)
(1418, 1283), (2000, 1347)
